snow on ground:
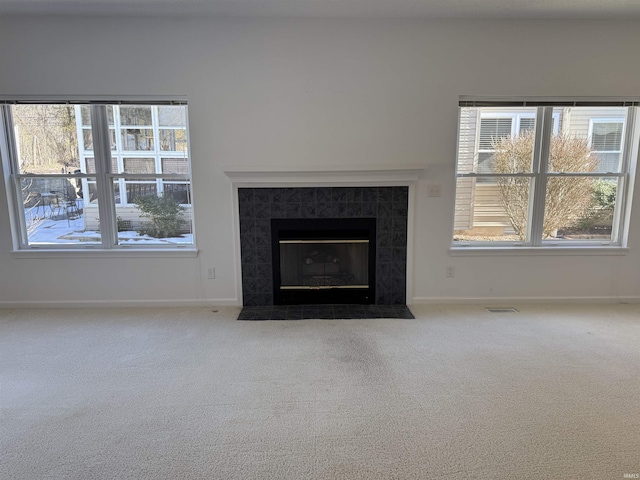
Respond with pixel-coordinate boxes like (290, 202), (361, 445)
(25, 208), (193, 246)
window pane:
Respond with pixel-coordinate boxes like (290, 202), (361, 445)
(158, 106), (186, 126)
(454, 176), (531, 242)
(84, 157), (118, 174)
(121, 129), (154, 151)
(159, 129), (187, 151)
(544, 176), (618, 242)
(549, 107), (627, 173)
(163, 182), (191, 204)
(120, 106), (152, 126)
(113, 187), (193, 245)
(20, 176), (98, 246)
(83, 129), (93, 151)
(80, 106), (114, 126)
(161, 157), (189, 174)
(457, 107), (536, 176)
(125, 182), (158, 204)
(12, 105), (81, 174)
(81, 128), (116, 152)
(123, 157), (155, 174)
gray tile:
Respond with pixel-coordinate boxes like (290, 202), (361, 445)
(254, 202), (271, 218)
(286, 203), (301, 218)
(346, 188), (362, 202)
(378, 217), (392, 232)
(331, 188), (347, 203)
(239, 200), (254, 219)
(301, 203), (317, 218)
(377, 202), (393, 217)
(392, 201), (408, 218)
(346, 203), (362, 217)
(270, 202), (286, 217)
(362, 187), (378, 202)
(378, 187), (394, 202)
(270, 188), (287, 203)
(238, 189), (254, 204)
(362, 202), (377, 216)
(286, 189), (301, 203)
(316, 187), (331, 203)
(300, 188), (316, 203)
(316, 203), (332, 217)
(393, 187), (409, 203)
(255, 189), (271, 204)
(332, 203), (347, 218)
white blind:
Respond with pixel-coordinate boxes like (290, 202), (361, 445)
(592, 122), (623, 151)
(478, 118), (512, 150)
(519, 117), (536, 133)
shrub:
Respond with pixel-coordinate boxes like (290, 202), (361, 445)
(133, 195), (185, 238)
(492, 131), (597, 239)
(577, 179), (617, 230)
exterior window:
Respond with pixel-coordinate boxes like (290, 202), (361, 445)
(2, 102), (194, 249)
(454, 102), (637, 247)
(590, 119), (625, 173)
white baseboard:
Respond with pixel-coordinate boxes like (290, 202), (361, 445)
(0, 298), (241, 308)
(411, 296), (640, 305)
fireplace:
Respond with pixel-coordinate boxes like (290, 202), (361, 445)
(236, 186), (409, 306)
(272, 218), (376, 305)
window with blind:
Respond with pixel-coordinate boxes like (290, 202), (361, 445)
(0, 101), (195, 250)
(453, 101), (638, 247)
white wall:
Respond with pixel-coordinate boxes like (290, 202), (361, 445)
(1, 16), (639, 305)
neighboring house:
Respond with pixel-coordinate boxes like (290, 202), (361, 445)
(454, 106), (627, 236)
(75, 105), (193, 232)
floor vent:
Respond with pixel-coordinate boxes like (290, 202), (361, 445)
(486, 307), (519, 313)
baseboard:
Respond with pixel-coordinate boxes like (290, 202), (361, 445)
(0, 298), (241, 308)
(411, 296), (640, 305)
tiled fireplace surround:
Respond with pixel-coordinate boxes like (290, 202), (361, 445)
(238, 186), (409, 306)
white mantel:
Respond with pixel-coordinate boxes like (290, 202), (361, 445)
(223, 165), (424, 187)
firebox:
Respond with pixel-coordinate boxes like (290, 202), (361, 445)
(271, 218), (376, 305)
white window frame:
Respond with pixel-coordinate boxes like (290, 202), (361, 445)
(1, 99), (196, 253)
(453, 101), (639, 252)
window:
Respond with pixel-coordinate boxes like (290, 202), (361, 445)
(590, 119), (625, 173)
(1, 101), (194, 249)
(454, 101), (638, 247)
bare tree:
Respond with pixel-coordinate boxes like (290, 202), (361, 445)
(12, 105), (79, 173)
(492, 131), (597, 240)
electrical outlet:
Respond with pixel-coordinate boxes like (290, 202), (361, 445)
(427, 184), (442, 197)
(207, 267), (215, 279)
(446, 266), (455, 278)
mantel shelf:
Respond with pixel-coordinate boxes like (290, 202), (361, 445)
(223, 165), (424, 186)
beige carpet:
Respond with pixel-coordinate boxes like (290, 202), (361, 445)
(1, 304), (639, 479)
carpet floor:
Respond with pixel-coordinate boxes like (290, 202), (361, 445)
(1, 304), (639, 479)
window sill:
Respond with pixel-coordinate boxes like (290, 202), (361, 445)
(10, 248), (199, 259)
(449, 245), (629, 256)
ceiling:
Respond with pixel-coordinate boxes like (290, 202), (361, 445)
(2, 0), (640, 19)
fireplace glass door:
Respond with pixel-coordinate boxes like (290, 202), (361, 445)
(279, 239), (369, 289)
